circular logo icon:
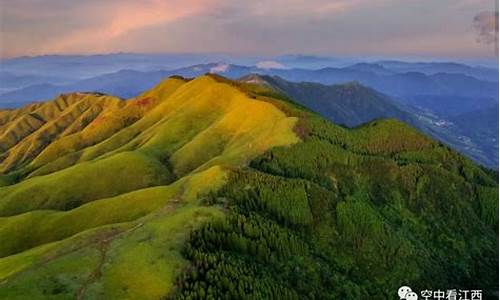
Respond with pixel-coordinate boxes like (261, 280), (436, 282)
(398, 286), (418, 300)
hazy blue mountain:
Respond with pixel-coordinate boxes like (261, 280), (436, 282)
(2, 61), (497, 106)
(266, 68), (498, 99)
(274, 54), (354, 69)
(376, 60), (499, 82)
(0, 72), (72, 91)
(0, 63), (262, 102)
(0, 53), (326, 82)
(64, 64), (259, 97)
(451, 105), (499, 167)
(0, 83), (61, 106)
(402, 95), (498, 118)
(1, 53), (496, 83)
(2, 55), (497, 107)
(344, 63), (395, 75)
(0, 53), (247, 79)
(453, 104), (499, 131)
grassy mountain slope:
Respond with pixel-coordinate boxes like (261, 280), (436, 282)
(0, 75), (497, 299)
(0, 75), (299, 299)
(0, 93), (124, 173)
(0, 165), (227, 300)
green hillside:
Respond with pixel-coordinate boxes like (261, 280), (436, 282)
(240, 74), (498, 169)
(0, 75), (497, 299)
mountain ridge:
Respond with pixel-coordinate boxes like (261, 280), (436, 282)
(2, 61), (497, 104)
(0, 74), (497, 299)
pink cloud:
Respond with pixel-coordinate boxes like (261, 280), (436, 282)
(1, 0), (497, 59)
(316, 0), (363, 14)
(314, 0), (388, 15)
(42, 0), (216, 54)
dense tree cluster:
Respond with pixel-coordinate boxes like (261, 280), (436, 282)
(169, 97), (498, 299)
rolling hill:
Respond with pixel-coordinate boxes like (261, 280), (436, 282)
(0, 74), (497, 299)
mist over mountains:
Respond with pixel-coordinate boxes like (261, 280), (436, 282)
(1, 55), (497, 104)
(0, 54), (498, 168)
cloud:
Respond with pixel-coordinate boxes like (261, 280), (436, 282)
(256, 61), (286, 69)
(210, 63), (229, 73)
(473, 10), (498, 45)
(0, 0), (497, 59)
(41, 0), (216, 54)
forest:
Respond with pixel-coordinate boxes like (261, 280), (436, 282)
(169, 86), (498, 299)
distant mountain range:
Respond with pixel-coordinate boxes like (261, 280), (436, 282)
(1, 61), (497, 103)
(0, 59), (497, 168)
(375, 60), (499, 82)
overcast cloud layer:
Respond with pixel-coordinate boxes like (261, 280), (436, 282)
(0, 0), (497, 59)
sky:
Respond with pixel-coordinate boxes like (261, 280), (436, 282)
(0, 0), (498, 59)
